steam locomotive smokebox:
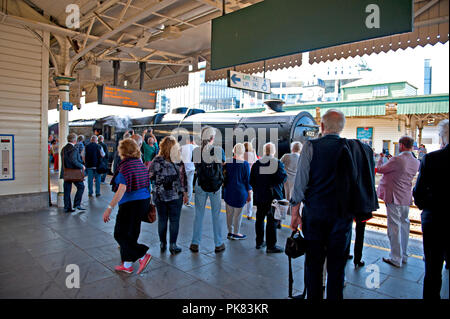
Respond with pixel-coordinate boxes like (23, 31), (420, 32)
(264, 99), (285, 112)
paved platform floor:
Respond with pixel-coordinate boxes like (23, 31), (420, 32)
(0, 180), (448, 299)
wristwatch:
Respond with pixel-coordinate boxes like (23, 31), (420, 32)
(107, 205), (113, 210)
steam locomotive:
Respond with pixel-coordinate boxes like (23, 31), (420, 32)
(129, 100), (319, 159)
(51, 100), (319, 170)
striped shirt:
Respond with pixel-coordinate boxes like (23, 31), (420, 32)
(119, 158), (150, 192)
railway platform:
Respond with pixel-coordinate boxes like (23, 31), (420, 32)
(0, 174), (448, 299)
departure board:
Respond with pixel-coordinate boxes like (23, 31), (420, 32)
(97, 85), (157, 109)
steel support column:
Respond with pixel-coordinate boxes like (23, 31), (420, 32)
(139, 62), (146, 90)
(113, 60), (120, 86)
(54, 76), (76, 208)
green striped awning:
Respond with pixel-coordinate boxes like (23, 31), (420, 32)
(318, 105), (386, 117)
(397, 100), (449, 114)
(208, 94), (449, 117)
(285, 102), (386, 117)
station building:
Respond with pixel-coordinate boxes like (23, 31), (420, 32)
(217, 80), (448, 155)
(0, 22), (50, 215)
(0, 0), (448, 219)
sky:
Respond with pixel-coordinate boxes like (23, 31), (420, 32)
(264, 42), (449, 94)
(48, 42), (449, 124)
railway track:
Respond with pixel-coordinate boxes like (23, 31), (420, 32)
(366, 201), (423, 236)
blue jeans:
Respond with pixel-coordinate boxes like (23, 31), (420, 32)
(192, 183), (224, 247)
(63, 180), (84, 210)
(156, 197), (183, 245)
(87, 168), (101, 195)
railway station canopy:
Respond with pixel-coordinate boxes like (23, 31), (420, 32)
(0, 0), (448, 110)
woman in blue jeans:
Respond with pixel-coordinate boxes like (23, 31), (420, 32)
(190, 126), (226, 254)
(149, 136), (188, 255)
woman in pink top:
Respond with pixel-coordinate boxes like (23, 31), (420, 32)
(243, 142), (257, 220)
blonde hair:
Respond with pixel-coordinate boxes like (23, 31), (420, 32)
(233, 143), (245, 157)
(244, 141), (254, 152)
(118, 138), (141, 160)
(159, 136), (180, 162)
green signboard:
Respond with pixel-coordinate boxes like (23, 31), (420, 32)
(211, 0), (413, 70)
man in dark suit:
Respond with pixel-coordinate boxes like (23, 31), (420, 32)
(290, 109), (377, 300)
(250, 142), (287, 253)
(413, 119), (449, 299)
(60, 133), (86, 212)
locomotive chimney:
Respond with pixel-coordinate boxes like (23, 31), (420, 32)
(264, 99), (285, 112)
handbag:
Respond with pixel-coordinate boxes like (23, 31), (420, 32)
(142, 202), (157, 223)
(62, 151), (84, 182)
(272, 199), (289, 220)
(96, 145), (109, 174)
(142, 199), (156, 224)
(285, 230), (307, 299)
(96, 159), (108, 174)
(142, 192), (157, 224)
(285, 230), (306, 259)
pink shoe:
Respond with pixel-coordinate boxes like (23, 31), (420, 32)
(137, 253), (152, 274)
(115, 263), (134, 274)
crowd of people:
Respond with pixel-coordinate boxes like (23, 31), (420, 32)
(57, 110), (449, 300)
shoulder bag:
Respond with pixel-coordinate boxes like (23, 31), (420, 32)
(62, 149), (85, 182)
(142, 199), (157, 223)
(142, 184), (156, 223)
(96, 145), (109, 174)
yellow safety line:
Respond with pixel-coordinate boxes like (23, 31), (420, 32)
(194, 202), (422, 260)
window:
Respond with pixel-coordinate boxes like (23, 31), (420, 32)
(271, 82), (281, 88)
(372, 86), (389, 97)
(393, 142), (399, 156)
(382, 140), (391, 155)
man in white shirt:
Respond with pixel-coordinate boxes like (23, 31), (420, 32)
(181, 136), (198, 207)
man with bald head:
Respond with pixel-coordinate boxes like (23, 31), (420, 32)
(250, 142), (287, 253)
(377, 135), (420, 268)
(290, 109), (358, 299)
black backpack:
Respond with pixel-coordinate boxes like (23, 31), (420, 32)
(197, 147), (224, 193)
